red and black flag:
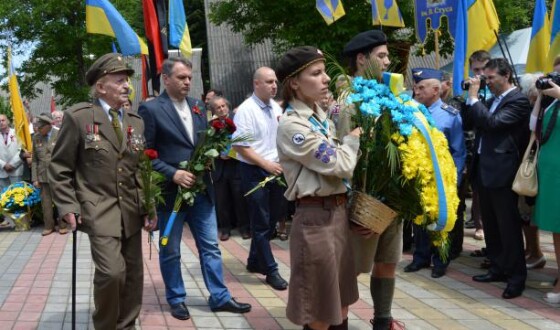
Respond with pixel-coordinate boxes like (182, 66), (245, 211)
(142, 0), (167, 95)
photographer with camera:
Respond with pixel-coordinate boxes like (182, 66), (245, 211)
(464, 58), (531, 299)
(529, 55), (560, 303)
(462, 51), (491, 246)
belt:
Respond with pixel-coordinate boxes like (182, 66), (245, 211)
(296, 193), (347, 209)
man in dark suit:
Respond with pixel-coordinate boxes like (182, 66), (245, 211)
(463, 58), (530, 299)
(49, 53), (158, 329)
(138, 57), (251, 320)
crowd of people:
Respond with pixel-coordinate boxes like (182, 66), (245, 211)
(0, 28), (559, 330)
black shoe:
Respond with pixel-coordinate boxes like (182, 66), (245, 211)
(464, 219), (476, 229)
(431, 268), (446, 278)
(241, 231), (251, 240)
(246, 264), (267, 275)
(170, 302), (190, 320)
(219, 232), (230, 241)
(502, 284), (524, 299)
(211, 298), (251, 313)
(266, 272), (288, 290)
(403, 262), (430, 273)
(472, 272), (506, 283)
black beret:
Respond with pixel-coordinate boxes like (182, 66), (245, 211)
(343, 30), (388, 57)
(85, 53), (135, 86)
(276, 46), (325, 84)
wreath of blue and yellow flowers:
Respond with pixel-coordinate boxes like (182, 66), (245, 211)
(0, 181), (41, 216)
(346, 74), (459, 259)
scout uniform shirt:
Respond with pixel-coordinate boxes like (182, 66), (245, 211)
(277, 99), (360, 201)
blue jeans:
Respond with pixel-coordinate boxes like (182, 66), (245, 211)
(158, 194), (230, 308)
(240, 163), (287, 275)
(412, 224), (449, 270)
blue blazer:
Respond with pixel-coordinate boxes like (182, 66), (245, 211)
(139, 91), (215, 210)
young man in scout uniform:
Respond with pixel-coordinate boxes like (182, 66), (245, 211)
(341, 30), (403, 330)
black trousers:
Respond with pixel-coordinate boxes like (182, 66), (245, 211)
(476, 171), (526, 286)
(214, 159), (249, 234)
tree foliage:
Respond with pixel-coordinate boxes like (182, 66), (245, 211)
(210, 1), (540, 67)
(0, 0), (143, 107)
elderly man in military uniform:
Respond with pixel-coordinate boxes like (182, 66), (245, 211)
(403, 68), (466, 278)
(32, 113), (67, 236)
(48, 53), (157, 330)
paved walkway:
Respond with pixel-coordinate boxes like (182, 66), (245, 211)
(0, 225), (559, 330)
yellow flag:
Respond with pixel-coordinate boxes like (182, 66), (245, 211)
(7, 47), (32, 152)
(371, 0), (404, 27)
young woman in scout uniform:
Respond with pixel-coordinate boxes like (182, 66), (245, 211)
(276, 46), (362, 330)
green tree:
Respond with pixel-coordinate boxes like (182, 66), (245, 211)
(0, 0), (144, 107)
(209, 1), (539, 68)
(0, 96), (13, 121)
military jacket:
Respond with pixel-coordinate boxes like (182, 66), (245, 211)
(32, 127), (59, 183)
(48, 102), (146, 238)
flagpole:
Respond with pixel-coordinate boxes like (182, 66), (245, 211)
(434, 29), (440, 69)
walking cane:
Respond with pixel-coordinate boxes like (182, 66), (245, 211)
(72, 214), (79, 330)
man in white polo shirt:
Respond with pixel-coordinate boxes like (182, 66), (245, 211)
(232, 66), (288, 291)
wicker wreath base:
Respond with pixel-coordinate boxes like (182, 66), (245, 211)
(349, 191), (397, 235)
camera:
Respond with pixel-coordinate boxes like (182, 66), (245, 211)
(461, 76), (487, 90)
(535, 72), (560, 90)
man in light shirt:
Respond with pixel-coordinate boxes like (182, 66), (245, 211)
(232, 67), (289, 291)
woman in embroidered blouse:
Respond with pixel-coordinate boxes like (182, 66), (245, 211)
(275, 46), (361, 330)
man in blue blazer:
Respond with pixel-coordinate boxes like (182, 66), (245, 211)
(138, 57), (251, 320)
(463, 58), (530, 300)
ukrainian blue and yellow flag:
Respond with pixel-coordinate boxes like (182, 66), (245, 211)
(452, 0), (500, 95)
(527, 0), (551, 73)
(169, 0), (193, 58)
(316, 0), (345, 25)
(7, 47), (32, 152)
(371, 0), (404, 27)
(85, 0), (148, 56)
(549, 0), (560, 64)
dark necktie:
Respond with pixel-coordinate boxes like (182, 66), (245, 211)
(109, 108), (123, 144)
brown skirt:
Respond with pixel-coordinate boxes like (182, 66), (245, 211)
(286, 197), (359, 326)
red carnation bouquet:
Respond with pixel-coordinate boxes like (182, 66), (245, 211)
(161, 118), (251, 246)
(177, 117), (248, 206)
(139, 149), (165, 219)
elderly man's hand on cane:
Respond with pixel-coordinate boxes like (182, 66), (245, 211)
(63, 212), (82, 231)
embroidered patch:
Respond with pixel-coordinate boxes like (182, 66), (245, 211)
(292, 133), (305, 145)
(314, 141), (337, 163)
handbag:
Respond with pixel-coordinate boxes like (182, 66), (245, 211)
(512, 133), (538, 197)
